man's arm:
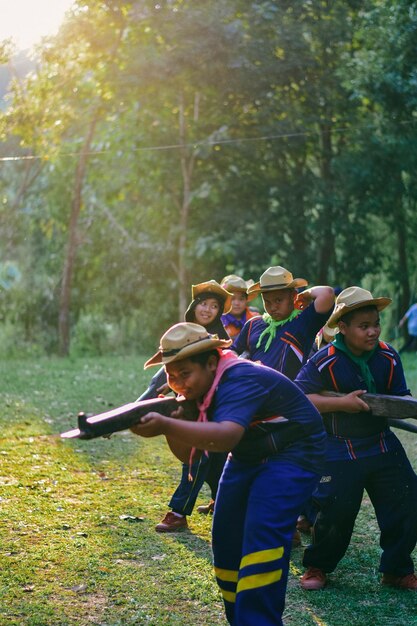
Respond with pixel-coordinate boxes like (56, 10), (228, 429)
(131, 413), (244, 453)
(398, 314), (408, 329)
(306, 390), (369, 414)
(295, 286), (335, 314)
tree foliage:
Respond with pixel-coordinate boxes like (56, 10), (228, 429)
(1, 0), (417, 355)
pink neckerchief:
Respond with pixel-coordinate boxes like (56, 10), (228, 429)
(188, 349), (240, 480)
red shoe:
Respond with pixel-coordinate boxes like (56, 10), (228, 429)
(382, 573), (417, 590)
(197, 499), (215, 515)
(155, 511), (188, 533)
(300, 567), (327, 590)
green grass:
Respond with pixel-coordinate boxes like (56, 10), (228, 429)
(0, 353), (416, 625)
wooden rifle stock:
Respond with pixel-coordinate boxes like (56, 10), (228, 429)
(60, 396), (198, 440)
(321, 391), (417, 434)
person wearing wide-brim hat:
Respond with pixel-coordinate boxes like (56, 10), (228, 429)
(139, 279), (232, 402)
(325, 286), (391, 328)
(295, 286), (417, 591)
(219, 274), (259, 341)
(137, 279), (232, 532)
(311, 287), (344, 353)
(314, 322), (339, 351)
(232, 265), (335, 381)
(131, 321), (326, 625)
(184, 279), (233, 340)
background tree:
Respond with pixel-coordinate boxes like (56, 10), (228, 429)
(1, 0), (416, 356)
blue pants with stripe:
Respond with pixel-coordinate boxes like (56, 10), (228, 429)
(212, 458), (319, 626)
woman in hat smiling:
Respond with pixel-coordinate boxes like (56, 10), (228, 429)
(138, 280), (232, 402)
(131, 321), (326, 626)
(295, 287), (417, 591)
(184, 280), (232, 340)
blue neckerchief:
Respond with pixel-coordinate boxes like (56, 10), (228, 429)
(221, 311), (247, 329)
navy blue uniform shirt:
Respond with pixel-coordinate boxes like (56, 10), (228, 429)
(295, 340), (411, 461)
(208, 360), (326, 473)
(232, 303), (332, 379)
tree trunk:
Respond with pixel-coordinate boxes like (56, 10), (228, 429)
(58, 115), (98, 356)
(395, 196), (410, 319)
(177, 92), (196, 320)
(317, 122), (335, 284)
(288, 154), (308, 277)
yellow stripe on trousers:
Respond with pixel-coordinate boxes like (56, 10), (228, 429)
(240, 546), (284, 569)
(215, 567), (239, 583)
(219, 587), (236, 603)
(237, 568), (283, 593)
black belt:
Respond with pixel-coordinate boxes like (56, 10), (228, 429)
(323, 412), (388, 438)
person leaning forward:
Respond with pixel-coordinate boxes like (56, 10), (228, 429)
(232, 265), (335, 380)
(130, 322), (326, 626)
(295, 287), (417, 591)
(138, 280), (232, 532)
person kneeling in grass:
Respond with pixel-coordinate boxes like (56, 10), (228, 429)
(295, 287), (417, 591)
(131, 322), (326, 626)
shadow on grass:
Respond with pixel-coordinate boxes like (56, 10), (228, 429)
(285, 518), (417, 626)
(0, 408), (222, 621)
(1, 354), (416, 625)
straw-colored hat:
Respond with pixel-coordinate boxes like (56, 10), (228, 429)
(316, 323), (339, 349)
(144, 322), (232, 368)
(191, 280), (233, 314)
(248, 266), (308, 295)
(220, 274), (258, 302)
(326, 286), (392, 328)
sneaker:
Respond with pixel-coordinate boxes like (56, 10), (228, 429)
(382, 573), (417, 590)
(155, 511), (188, 533)
(300, 567), (327, 590)
(296, 515), (312, 534)
(292, 530), (302, 548)
(197, 499), (215, 515)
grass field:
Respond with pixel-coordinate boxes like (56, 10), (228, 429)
(0, 352), (416, 626)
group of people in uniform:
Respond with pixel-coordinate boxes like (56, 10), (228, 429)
(131, 265), (417, 626)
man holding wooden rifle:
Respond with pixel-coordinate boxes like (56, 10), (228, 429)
(295, 287), (417, 591)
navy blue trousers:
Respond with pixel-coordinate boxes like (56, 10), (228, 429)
(138, 372), (227, 516)
(213, 458), (319, 626)
(169, 452), (227, 516)
(303, 444), (417, 575)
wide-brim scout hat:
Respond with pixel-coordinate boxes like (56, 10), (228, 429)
(220, 274), (258, 303)
(144, 322), (232, 368)
(191, 280), (233, 314)
(326, 286), (392, 328)
(248, 266), (308, 295)
(316, 323), (339, 349)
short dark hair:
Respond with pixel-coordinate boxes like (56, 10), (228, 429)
(340, 305), (378, 326)
(188, 349), (220, 366)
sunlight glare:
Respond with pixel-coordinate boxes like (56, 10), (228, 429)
(0, 0), (75, 50)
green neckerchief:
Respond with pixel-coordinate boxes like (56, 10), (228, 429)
(256, 309), (301, 352)
(332, 333), (378, 393)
